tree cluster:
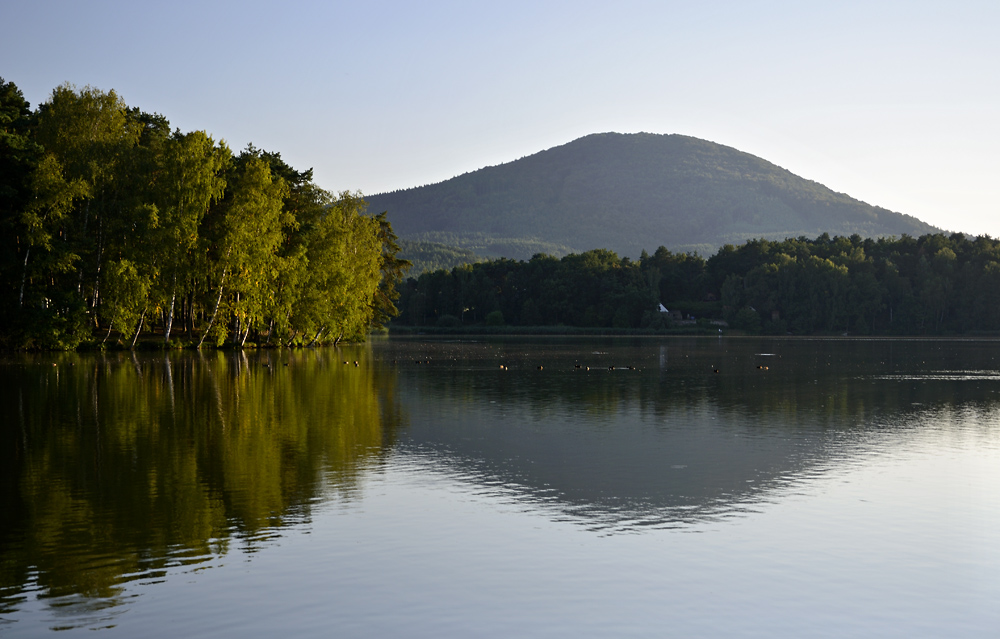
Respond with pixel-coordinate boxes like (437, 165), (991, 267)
(396, 232), (1000, 335)
(397, 238), (479, 275)
(397, 249), (659, 329)
(0, 78), (407, 350)
(711, 232), (1000, 335)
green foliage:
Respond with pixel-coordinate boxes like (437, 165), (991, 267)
(197, 151), (290, 347)
(405, 232), (576, 262)
(281, 190), (385, 345)
(0, 80), (403, 350)
(436, 314), (462, 328)
(485, 310), (505, 326)
(394, 232), (1000, 336)
(367, 132), (941, 259)
(703, 232), (1000, 335)
(730, 306), (763, 333)
(371, 211), (411, 329)
(397, 249), (658, 329)
(0, 79), (40, 347)
(397, 239), (480, 274)
(101, 259), (150, 345)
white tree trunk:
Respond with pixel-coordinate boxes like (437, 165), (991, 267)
(197, 268), (228, 349)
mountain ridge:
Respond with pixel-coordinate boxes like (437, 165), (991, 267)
(368, 132), (941, 259)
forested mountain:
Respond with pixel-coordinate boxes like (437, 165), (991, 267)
(367, 132), (941, 259)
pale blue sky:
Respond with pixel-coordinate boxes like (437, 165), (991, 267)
(3, 0), (998, 236)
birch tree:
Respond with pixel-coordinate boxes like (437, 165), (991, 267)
(32, 85), (141, 309)
(289, 192), (381, 345)
(155, 131), (230, 344)
(197, 153), (288, 347)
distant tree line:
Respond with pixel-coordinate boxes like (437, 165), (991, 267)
(0, 78), (407, 350)
(397, 249), (682, 330)
(396, 232), (1000, 335)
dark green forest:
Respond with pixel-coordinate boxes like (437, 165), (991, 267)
(367, 132), (941, 259)
(0, 78), (407, 350)
(396, 232), (1000, 335)
(397, 239), (480, 275)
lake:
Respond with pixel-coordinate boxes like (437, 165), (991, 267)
(2, 337), (999, 637)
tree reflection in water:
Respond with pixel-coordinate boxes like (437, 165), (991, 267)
(0, 347), (403, 626)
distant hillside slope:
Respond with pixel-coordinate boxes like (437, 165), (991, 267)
(397, 239), (480, 275)
(367, 132), (941, 258)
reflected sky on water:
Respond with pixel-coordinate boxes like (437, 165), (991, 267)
(2, 338), (999, 637)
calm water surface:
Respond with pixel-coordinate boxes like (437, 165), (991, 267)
(1, 337), (999, 637)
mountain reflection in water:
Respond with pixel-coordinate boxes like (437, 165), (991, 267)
(2, 337), (999, 631)
(386, 337), (1000, 530)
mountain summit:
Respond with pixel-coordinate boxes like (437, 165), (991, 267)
(367, 132), (940, 258)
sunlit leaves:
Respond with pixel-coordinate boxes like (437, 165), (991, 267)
(1, 79), (403, 349)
